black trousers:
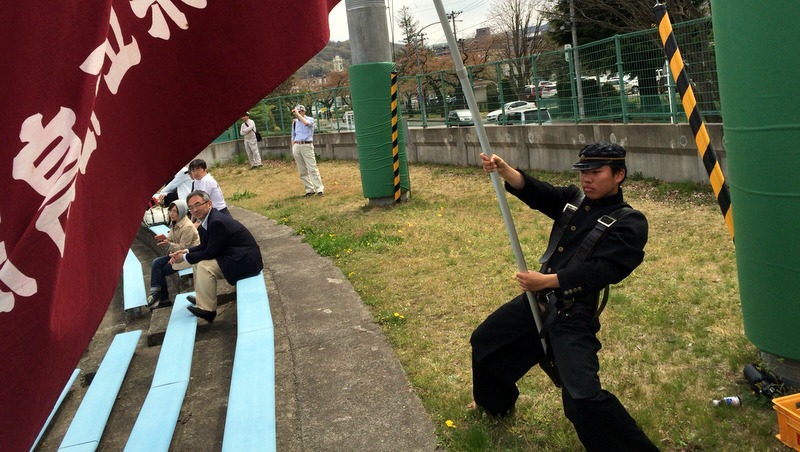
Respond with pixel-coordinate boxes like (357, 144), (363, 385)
(149, 255), (177, 298)
(471, 294), (658, 451)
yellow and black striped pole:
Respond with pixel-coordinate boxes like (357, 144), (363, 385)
(655, 3), (734, 240)
(390, 71), (401, 202)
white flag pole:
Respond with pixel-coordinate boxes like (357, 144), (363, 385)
(431, 0), (549, 357)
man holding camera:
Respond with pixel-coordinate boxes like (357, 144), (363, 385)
(290, 104), (324, 197)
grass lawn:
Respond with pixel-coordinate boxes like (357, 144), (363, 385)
(215, 157), (786, 451)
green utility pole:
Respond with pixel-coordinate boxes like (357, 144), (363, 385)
(345, 0), (411, 205)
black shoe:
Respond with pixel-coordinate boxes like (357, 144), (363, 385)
(316, 192), (324, 197)
(186, 295), (196, 305)
(151, 298), (173, 310)
(304, 192), (314, 197)
(146, 293), (160, 309)
(187, 306), (216, 323)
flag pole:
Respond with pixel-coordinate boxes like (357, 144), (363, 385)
(432, 1), (550, 358)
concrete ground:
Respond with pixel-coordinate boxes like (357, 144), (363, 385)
(35, 206), (438, 451)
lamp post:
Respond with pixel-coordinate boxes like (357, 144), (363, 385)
(569, 0), (585, 118)
(414, 22), (442, 127)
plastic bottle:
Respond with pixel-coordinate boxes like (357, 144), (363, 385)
(712, 396), (741, 407)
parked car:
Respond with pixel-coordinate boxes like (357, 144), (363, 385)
(609, 75), (639, 94)
(498, 107), (552, 125)
(486, 101), (536, 122)
(446, 109), (473, 127)
(524, 82), (558, 100)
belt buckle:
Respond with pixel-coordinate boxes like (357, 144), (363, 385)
(538, 290), (557, 311)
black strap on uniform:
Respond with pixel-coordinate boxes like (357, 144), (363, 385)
(568, 207), (633, 266)
(569, 206), (633, 320)
(538, 191), (585, 269)
(538, 204), (634, 338)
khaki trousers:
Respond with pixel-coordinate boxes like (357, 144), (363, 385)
(292, 142), (324, 194)
(244, 139), (261, 166)
(194, 259), (224, 312)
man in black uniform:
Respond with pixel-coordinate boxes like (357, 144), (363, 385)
(471, 143), (658, 450)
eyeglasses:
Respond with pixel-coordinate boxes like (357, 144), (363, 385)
(188, 201), (209, 211)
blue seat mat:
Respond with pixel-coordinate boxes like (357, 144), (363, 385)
(123, 250), (147, 311)
(124, 295), (196, 451)
(59, 331), (142, 450)
(222, 273), (276, 451)
(235, 273), (272, 335)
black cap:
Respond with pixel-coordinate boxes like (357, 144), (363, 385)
(571, 142), (626, 171)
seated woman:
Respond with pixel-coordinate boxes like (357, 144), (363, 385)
(147, 199), (200, 309)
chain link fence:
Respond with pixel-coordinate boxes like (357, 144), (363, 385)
(217, 17), (716, 141)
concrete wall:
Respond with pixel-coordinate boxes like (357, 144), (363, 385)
(201, 123), (726, 185)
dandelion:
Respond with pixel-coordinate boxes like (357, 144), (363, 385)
(445, 419), (456, 429)
(394, 312), (400, 317)
(398, 229), (403, 234)
(348, 271), (356, 277)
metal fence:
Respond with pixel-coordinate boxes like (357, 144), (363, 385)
(220, 16), (716, 140)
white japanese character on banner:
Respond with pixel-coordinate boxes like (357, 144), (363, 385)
(14, 108), (85, 256)
(81, 7), (141, 95)
(0, 215), (38, 313)
(130, 0), (208, 40)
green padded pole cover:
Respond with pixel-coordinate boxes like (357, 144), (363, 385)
(713, 1), (800, 359)
(348, 62), (411, 199)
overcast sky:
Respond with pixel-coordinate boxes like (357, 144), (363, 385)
(327, 0), (493, 44)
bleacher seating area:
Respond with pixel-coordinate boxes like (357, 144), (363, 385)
(39, 238), (275, 450)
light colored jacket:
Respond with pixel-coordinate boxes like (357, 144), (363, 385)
(167, 215), (200, 254)
(164, 200), (200, 270)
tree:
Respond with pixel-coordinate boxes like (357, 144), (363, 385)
(395, 6), (441, 114)
(544, 0), (711, 114)
(395, 6), (422, 77)
(317, 71), (350, 120)
(487, 0), (548, 99)
(270, 77), (296, 97)
(545, 0), (708, 38)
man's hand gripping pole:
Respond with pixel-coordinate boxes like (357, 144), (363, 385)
(432, 0), (560, 388)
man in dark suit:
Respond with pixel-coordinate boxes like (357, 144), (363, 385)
(169, 190), (263, 323)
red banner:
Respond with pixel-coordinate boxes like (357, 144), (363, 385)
(0, 1), (338, 449)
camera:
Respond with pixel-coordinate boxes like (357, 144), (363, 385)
(744, 363), (786, 398)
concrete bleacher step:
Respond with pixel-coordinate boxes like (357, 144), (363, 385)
(124, 295), (196, 451)
(58, 330), (141, 451)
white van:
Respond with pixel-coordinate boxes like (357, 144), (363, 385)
(499, 108), (552, 125)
